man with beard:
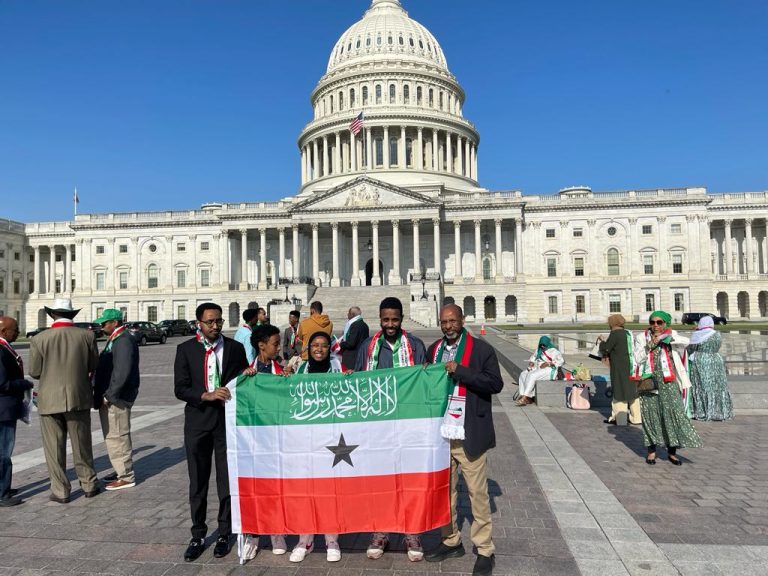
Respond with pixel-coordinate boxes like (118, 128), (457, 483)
(174, 302), (248, 562)
(354, 296), (427, 562)
(424, 304), (503, 576)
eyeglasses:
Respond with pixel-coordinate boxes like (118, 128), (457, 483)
(649, 319), (665, 326)
(199, 319), (224, 327)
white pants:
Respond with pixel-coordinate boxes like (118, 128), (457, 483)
(518, 367), (556, 398)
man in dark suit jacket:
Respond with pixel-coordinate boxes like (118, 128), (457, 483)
(0, 317), (33, 507)
(424, 304), (503, 576)
(338, 306), (370, 370)
(174, 302), (248, 562)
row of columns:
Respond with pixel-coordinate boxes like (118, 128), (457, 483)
(301, 126), (477, 184)
(30, 244), (74, 296)
(719, 218), (768, 275)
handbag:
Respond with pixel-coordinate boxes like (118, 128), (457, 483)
(636, 378), (656, 392)
(567, 384), (591, 410)
(573, 363), (591, 381)
(588, 342), (603, 361)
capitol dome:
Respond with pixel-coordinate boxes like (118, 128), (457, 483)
(327, 0), (448, 73)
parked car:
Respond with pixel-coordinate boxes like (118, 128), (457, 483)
(74, 322), (105, 339)
(158, 319), (191, 337)
(125, 321), (167, 345)
(25, 327), (48, 338)
(187, 320), (198, 332)
(681, 312), (727, 325)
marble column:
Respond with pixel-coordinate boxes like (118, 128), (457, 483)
(331, 223), (340, 287)
(311, 223), (320, 284)
(301, 147), (307, 184)
(745, 218), (754, 274)
(351, 221), (360, 286)
(471, 144), (477, 181)
(334, 132), (341, 175)
(446, 132), (453, 174)
(292, 225), (301, 281)
(495, 218), (503, 280)
(454, 221), (462, 283)
(432, 130), (438, 171)
(322, 135), (329, 177)
(33, 246), (40, 295)
(474, 220), (482, 280)
(413, 219), (421, 276)
(465, 139), (471, 177)
(724, 219), (732, 274)
(383, 125), (390, 167)
(372, 221), (381, 286)
(417, 127), (424, 170)
(698, 217), (710, 274)
(399, 126), (406, 168)
(239, 229), (248, 290)
(312, 140), (319, 180)
(221, 232), (230, 288)
(763, 219), (768, 274)
(365, 126), (372, 169)
(48, 246), (55, 293)
(350, 131), (357, 172)
(515, 219), (523, 276)
(392, 220), (401, 284)
(457, 135), (464, 176)
(433, 219), (441, 277)
(258, 228), (268, 289)
(278, 228), (286, 286)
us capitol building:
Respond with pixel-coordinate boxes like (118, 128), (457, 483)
(2, 0), (767, 331)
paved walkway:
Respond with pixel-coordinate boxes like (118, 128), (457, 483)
(0, 332), (763, 575)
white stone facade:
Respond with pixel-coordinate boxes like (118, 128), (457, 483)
(3, 0), (767, 331)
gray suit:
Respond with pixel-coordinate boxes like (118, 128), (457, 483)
(28, 325), (100, 498)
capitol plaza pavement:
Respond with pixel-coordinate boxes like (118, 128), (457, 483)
(2, 330), (767, 576)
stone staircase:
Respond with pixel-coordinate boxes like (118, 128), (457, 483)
(307, 285), (422, 330)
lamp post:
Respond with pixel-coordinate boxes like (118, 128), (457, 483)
(284, 284), (290, 303)
(420, 274), (427, 300)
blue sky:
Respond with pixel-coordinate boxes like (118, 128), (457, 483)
(1, 0), (766, 222)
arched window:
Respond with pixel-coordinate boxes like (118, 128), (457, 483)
(505, 295), (518, 316)
(607, 248), (620, 276)
(409, 36), (414, 47)
(356, 38), (361, 48)
(376, 35), (382, 46)
(387, 35), (393, 45)
(419, 39), (424, 49)
(350, 88), (355, 106)
(228, 303), (240, 328)
(428, 88), (434, 107)
(463, 296), (476, 318)
(403, 84), (410, 104)
(375, 85), (382, 104)
(416, 86), (422, 105)
(366, 36), (371, 47)
(329, 95), (334, 113)
(362, 86), (368, 105)
(389, 137), (398, 166)
(338, 91), (344, 110)
(375, 138), (384, 166)
(405, 138), (413, 166)
(439, 91), (444, 110)
(443, 296), (455, 306)
(482, 257), (492, 280)
(147, 264), (158, 289)
(389, 84), (396, 103)
(398, 35), (404, 45)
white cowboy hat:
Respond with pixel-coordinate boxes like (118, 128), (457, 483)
(44, 298), (81, 319)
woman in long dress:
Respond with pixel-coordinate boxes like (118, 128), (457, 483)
(598, 314), (640, 424)
(289, 331), (342, 563)
(687, 316), (733, 421)
(515, 336), (564, 406)
(633, 311), (702, 465)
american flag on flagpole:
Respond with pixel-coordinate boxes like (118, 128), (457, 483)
(349, 112), (364, 135)
(73, 188), (79, 204)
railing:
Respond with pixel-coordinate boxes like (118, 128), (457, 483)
(0, 218), (25, 233)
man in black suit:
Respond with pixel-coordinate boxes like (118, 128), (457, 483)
(424, 304), (503, 576)
(338, 306), (369, 370)
(174, 303), (248, 562)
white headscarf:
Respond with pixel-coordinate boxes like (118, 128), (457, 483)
(689, 316), (716, 345)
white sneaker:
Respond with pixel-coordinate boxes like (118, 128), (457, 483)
(289, 542), (313, 563)
(271, 535), (287, 555)
(242, 534), (258, 561)
(405, 534), (424, 562)
(326, 541), (341, 562)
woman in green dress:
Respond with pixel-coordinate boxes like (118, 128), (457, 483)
(633, 310), (702, 465)
(597, 314), (640, 424)
(687, 316), (733, 421)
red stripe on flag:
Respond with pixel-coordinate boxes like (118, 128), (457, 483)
(237, 469), (450, 535)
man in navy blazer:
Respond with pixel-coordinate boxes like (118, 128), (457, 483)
(174, 303), (248, 562)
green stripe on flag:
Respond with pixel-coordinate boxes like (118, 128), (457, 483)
(235, 363), (452, 426)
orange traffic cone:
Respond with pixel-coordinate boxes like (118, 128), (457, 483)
(480, 324), (486, 336)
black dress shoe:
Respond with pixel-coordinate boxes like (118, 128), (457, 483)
(603, 419), (616, 425)
(213, 535), (231, 558)
(0, 496), (22, 507)
(8, 488), (18, 497)
(184, 538), (205, 562)
(49, 494), (71, 504)
(84, 487), (101, 498)
(668, 456), (683, 466)
(645, 457), (656, 465)
(473, 553), (495, 576)
(425, 542), (465, 563)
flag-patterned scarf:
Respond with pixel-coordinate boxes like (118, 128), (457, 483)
(51, 318), (74, 328)
(0, 337), (23, 374)
(197, 331), (223, 392)
(624, 329), (635, 375)
(104, 325), (127, 353)
(366, 329), (415, 370)
(632, 328), (675, 382)
(432, 328), (474, 440)
(250, 357), (283, 374)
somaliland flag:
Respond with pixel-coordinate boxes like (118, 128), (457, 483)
(225, 363), (453, 535)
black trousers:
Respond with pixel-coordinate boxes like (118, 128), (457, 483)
(184, 417), (230, 539)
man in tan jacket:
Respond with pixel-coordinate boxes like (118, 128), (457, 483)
(28, 298), (100, 503)
(295, 301), (333, 360)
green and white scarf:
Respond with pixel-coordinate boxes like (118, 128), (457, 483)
(365, 329), (415, 370)
(432, 328), (474, 440)
(197, 331), (223, 392)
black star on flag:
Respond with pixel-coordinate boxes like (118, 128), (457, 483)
(326, 433), (359, 468)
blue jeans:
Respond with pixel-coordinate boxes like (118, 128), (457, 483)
(0, 420), (17, 499)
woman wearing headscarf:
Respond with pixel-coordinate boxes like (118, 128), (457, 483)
(515, 336), (564, 406)
(686, 317), (732, 421)
(633, 311), (701, 465)
(289, 331), (342, 563)
(597, 314), (640, 425)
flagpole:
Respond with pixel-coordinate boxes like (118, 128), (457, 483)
(73, 187), (78, 217)
(362, 110), (367, 176)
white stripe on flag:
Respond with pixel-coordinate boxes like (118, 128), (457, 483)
(234, 417), (448, 479)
